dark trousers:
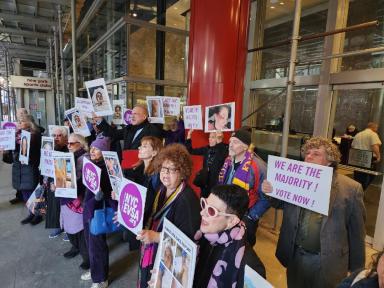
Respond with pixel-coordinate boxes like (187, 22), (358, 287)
(287, 246), (327, 288)
(353, 171), (375, 191)
(67, 230), (89, 264)
(20, 189), (34, 203)
(243, 216), (259, 247)
(84, 222), (109, 283)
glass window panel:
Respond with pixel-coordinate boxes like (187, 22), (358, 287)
(164, 32), (187, 82)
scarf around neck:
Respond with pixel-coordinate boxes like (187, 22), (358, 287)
(194, 222), (247, 288)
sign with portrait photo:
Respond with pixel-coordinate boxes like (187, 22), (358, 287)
(183, 105), (203, 130)
(123, 109), (133, 125)
(102, 151), (123, 197)
(82, 157), (101, 195)
(151, 219), (197, 288)
(53, 151), (77, 198)
(40, 136), (55, 177)
(85, 78), (113, 116)
(75, 97), (94, 118)
(19, 130), (31, 165)
(65, 107), (91, 137)
(0, 128), (16, 151)
(146, 96), (165, 124)
(117, 178), (147, 235)
(112, 100), (125, 125)
(205, 102), (235, 132)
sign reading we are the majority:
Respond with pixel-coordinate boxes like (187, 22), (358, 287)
(10, 75), (52, 90)
(267, 155), (333, 215)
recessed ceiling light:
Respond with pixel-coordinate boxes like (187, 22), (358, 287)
(270, 6), (275, 9)
(280, 2), (285, 4)
(132, 12), (137, 17)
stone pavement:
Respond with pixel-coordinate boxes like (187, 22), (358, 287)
(0, 160), (139, 288)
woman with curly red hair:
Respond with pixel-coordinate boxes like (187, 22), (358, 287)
(136, 143), (201, 288)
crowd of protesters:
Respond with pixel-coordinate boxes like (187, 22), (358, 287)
(1, 105), (382, 288)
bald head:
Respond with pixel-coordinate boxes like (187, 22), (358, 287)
(368, 122), (379, 132)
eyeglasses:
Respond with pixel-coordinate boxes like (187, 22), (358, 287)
(160, 166), (179, 175)
(67, 141), (80, 146)
(200, 198), (238, 218)
(53, 134), (63, 138)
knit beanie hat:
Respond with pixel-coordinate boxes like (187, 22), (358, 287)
(231, 129), (252, 146)
(90, 135), (110, 152)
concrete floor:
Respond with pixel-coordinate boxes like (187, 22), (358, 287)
(0, 160), (378, 288)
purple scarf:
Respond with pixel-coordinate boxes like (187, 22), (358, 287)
(194, 222), (246, 287)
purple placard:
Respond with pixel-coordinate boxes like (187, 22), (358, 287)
(1, 122), (17, 129)
(119, 183), (143, 229)
(82, 159), (101, 194)
(123, 109), (133, 125)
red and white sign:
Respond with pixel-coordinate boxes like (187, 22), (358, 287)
(10, 75), (52, 90)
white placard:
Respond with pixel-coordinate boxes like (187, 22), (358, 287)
(102, 151), (123, 197)
(85, 78), (113, 116)
(40, 136), (55, 177)
(65, 107), (91, 137)
(163, 96), (180, 116)
(19, 130), (31, 165)
(151, 219), (197, 288)
(244, 265), (273, 288)
(147, 96), (165, 124)
(75, 97), (95, 118)
(117, 177), (147, 235)
(0, 128), (16, 150)
(205, 102), (235, 132)
(112, 100), (125, 125)
(82, 157), (102, 195)
(183, 105), (203, 130)
(53, 151), (77, 198)
(267, 155), (333, 215)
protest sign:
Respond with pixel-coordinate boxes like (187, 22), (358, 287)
(102, 151), (123, 197)
(244, 265), (273, 288)
(112, 100), (125, 125)
(163, 96), (180, 116)
(26, 185), (46, 215)
(117, 178), (147, 235)
(48, 125), (70, 138)
(65, 107), (91, 137)
(82, 157), (101, 195)
(1, 121), (17, 129)
(123, 109), (133, 125)
(75, 97), (94, 118)
(53, 152), (77, 198)
(85, 78), (113, 116)
(147, 96), (164, 124)
(267, 155), (333, 215)
(19, 130), (31, 165)
(183, 105), (203, 130)
(205, 102), (235, 132)
(152, 219), (197, 288)
(0, 128), (15, 150)
(40, 136), (54, 177)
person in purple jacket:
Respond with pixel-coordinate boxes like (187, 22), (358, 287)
(80, 136), (117, 288)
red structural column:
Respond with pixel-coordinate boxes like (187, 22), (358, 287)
(187, 0), (251, 146)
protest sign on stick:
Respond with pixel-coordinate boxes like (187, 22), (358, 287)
(117, 178), (147, 235)
(267, 155), (333, 215)
(82, 157), (101, 195)
(183, 105), (203, 130)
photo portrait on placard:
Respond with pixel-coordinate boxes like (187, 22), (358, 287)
(146, 96), (165, 124)
(64, 108), (90, 137)
(205, 102), (235, 132)
(54, 157), (75, 189)
(85, 78), (113, 116)
(112, 100), (125, 125)
(41, 137), (54, 151)
(19, 130), (31, 165)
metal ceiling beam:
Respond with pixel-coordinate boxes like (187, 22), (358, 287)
(76, 0), (106, 38)
(0, 12), (57, 27)
(0, 27), (51, 39)
(0, 41), (48, 53)
(9, 49), (47, 57)
(37, 0), (70, 6)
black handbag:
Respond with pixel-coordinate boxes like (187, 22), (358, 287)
(2, 151), (13, 164)
(193, 167), (209, 188)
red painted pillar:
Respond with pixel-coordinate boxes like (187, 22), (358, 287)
(187, 0), (250, 147)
